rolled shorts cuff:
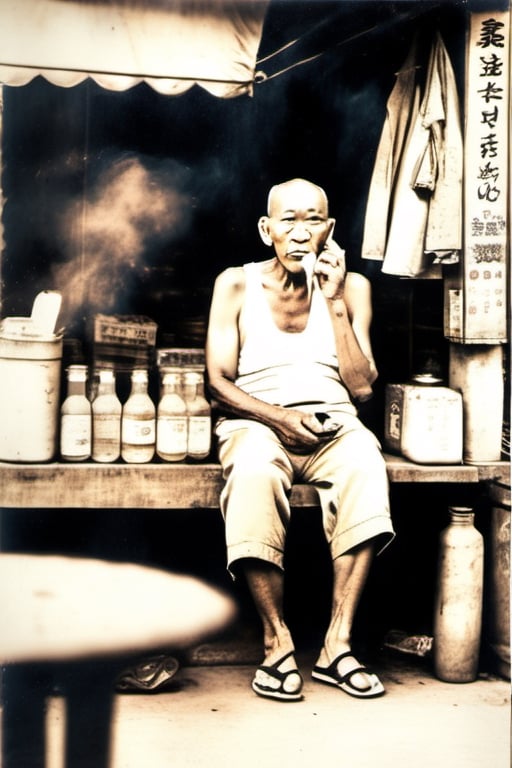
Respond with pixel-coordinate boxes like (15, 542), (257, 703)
(227, 541), (284, 577)
(330, 515), (395, 560)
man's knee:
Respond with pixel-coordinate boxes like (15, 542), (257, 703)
(332, 428), (386, 477)
(227, 458), (290, 495)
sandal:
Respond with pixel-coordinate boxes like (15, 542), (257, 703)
(312, 651), (385, 699)
(252, 650), (304, 702)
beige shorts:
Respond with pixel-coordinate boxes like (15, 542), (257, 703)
(215, 415), (395, 575)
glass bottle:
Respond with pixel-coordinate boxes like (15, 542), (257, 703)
(92, 368), (122, 463)
(156, 371), (187, 462)
(433, 507), (484, 683)
(121, 369), (155, 463)
(60, 364), (91, 461)
(183, 370), (211, 460)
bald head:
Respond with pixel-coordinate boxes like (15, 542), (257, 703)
(267, 178), (329, 217)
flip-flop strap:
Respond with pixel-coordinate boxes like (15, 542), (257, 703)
(258, 665), (302, 682)
(258, 650), (301, 682)
(322, 650), (358, 676)
(326, 652), (375, 687)
(339, 666), (373, 691)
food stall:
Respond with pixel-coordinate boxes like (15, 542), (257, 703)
(0, 0), (509, 673)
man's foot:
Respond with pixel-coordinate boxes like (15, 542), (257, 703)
(252, 650), (303, 701)
(312, 650), (385, 699)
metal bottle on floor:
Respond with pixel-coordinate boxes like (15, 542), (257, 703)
(433, 507), (484, 682)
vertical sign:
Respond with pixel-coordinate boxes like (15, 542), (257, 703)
(445, 10), (509, 342)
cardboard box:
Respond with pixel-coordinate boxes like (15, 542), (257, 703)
(156, 347), (205, 371)
(93, 314), (158, 370)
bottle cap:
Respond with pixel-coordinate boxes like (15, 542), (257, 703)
(162, 371), (181, 383)
(183, 370), (202, 383)
(99, 369), (115, 382)
(66, 364), (88, 381)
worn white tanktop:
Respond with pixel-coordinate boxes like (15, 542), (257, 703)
(235, 262), (356, 415)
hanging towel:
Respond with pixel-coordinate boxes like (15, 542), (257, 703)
(362, 32), (463, 277)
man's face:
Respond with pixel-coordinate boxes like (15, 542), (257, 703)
(259, 182), (334, 273)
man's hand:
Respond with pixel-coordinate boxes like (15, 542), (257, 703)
(271, 409), (334, 453)
(314, 239), (347, 300)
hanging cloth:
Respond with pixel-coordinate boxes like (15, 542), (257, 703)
(361, 32), (463, 277)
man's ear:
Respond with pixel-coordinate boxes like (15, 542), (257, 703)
(258, 216), (273, 247)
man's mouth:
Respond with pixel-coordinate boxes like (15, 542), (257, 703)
(287, 250), (311, 260)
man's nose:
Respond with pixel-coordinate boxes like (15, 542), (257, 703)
(290, 223), (310, 241)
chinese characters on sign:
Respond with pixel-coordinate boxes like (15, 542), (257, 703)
(457, 12), (509, 342)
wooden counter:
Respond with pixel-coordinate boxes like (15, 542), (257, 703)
(0, 456), (509, 510)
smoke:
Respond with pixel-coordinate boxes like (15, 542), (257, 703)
(53, 154), (192, 326)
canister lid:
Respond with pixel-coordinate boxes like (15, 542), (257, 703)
(0, 317), (63, 342)
(410, 373), (444, 386)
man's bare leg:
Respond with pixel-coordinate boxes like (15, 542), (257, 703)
(315, 540), (376, 689)
(244, 559), (295, 664)
(243, 559), (302, 694)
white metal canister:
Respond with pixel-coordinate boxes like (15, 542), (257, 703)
(385, 382), (463, 464)
(0, 326), (63, 461)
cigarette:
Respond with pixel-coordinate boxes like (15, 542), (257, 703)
(302, 252), (316, 299)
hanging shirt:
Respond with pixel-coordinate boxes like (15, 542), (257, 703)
(361, 32), (463, 277)
(235, 262), (356, 415)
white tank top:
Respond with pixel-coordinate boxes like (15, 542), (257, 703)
(235, 262), (356, 414)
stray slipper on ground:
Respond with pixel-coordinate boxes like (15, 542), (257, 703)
(116, 654), (180, 693)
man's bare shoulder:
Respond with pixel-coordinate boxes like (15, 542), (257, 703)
(345, 271), (371, 291)
(345, 271), (372, 301)
(343, 272), (373, 321)
(214, 265), (246, 293)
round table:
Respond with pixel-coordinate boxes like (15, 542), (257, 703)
(0, 554), (235, 768)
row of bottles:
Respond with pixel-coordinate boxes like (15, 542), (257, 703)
(60, 365), (211, 463)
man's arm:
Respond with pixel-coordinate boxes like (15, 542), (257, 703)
(328, 271), (378, 402)
(314, 241), (377, 402)
(205, 267), (327, 451)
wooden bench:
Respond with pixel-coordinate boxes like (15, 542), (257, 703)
(0, 456), (509, 510)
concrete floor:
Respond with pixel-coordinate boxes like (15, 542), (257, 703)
(44, 653), (510, 768)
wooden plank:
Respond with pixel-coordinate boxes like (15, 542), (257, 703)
(383, 454), (480, 483)
(0, 458), (508, 510)
(0, 463), (224, 509)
